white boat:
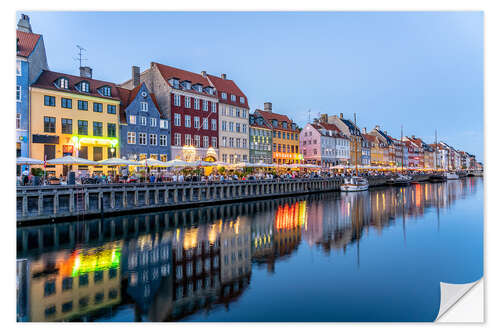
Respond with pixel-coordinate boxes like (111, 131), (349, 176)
(340, 176), (369, 192)
(446, 172), (459, 180)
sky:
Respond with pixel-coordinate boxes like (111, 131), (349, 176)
(20, 11), (484, 161)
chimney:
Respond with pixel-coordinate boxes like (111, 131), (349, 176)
(320, 114), (328, 123)
(221, 73), (227, 79)
(17, 14), (32, 33)
(132, 66), (140, 88)
(375, 125), (380, 131)
(264, 102), (272, 112)
(201, 70), (207, 78)
(79, 66), (92, 79)
(339, 113), (343, 119)
(363, 127), (367, 134)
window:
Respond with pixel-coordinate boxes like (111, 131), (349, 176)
(140, 101), (148, 111)
(150, 117), (157, 127)
(107, 105), (116, 114)
(93, 102), (103, 113)
(236, 123), (241, 133)
(61, 98), (72, 109)
(160, 135), (167, 146)
(150, 134), (157, 145)
(203, 136), (209, 148)
(101, 86), (111, 96)
(160, 119), (168, 129)
(174, 94), (181, 106)
(222, 136), (227, 147)
(16, 60), (21, 76)
(127, 132), (136, 144)
(61, 118), (72, 134)
(194, 135), (200, 147)
(221, 92), (227, 100)
(62, 277), (73, 291)
(240, 96), (245, 104)
(78, 100), (88, 111)
(211, 119), (217, 131)
(211, 102), (216, 113)
(194, 116), (200, 129)
(80, 81), (90, 93)
(129, 115), (136, 124)
(16, 85), (21, 102)
(185, 134), (192, 145)
(107, 123), (116, 137)
(242, 109), (247, 118)
(138, 133), (147, 145)
(229, 122), (234, 132)
(236, 138), (241, 148)
(141, 116), (147, 126)
(16, 113), (21, 129)
(194, 98), (200, 110)
(242, 124), (247, 133)
(236, 108), (241, 117)
(242, 138), (247, 148)
(44, 280), (56, 296)
(93, 122), (103, 136)
(44, 117), (56, 133)
(211, 137), (217, 148)
(202, 100), (208, 111)
(44, 95), (55, 106)
(174, 133), (181, 146)
(185, 115), (191, 128)
(202, 117), (208, 130)
(230, 94), (236, 102)
(78, 120), (88, 135)
(184, 96), (191, 108)
(222, 121), (227, 131)
(59, 78), (69, 89)
(174, 113), (181, 126)
(229, 137), (234, 147)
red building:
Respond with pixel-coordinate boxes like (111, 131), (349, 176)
(121, 63), (220, 162)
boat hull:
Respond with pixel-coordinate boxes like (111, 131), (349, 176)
(340, 184), (369, 192)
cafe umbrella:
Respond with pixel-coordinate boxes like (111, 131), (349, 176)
(16, 157), (43, 165)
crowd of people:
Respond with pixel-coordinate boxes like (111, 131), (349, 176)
(17, 166), (436, 186)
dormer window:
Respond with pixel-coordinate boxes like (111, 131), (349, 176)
(101, 86), (111, 97)
(257, 118), (263, 125)
(240, 97), (245, 104)
(205, 87), (214, 95)
(182, 81), (191, 90)
(193, 85), (202, 93)
(272, 119), (278, 127)
(292, 124), (297, 130)
(221, 92), (227, 100)
(230, 94), (236, 102)
(282, 122), (288, 129)
(80, 81), (90, 93)
(58, 78), (69, 89)
(169, 78), (180, 89)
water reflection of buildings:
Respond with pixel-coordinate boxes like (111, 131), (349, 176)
(16, 178), (480, 322)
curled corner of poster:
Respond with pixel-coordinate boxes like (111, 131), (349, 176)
(435, 278), (484, 323)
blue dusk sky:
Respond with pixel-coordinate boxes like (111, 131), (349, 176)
(19, 11), (484, 161)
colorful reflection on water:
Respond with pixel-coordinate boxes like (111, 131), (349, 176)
(16, 177), (483, 322)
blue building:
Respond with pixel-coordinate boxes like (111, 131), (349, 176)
(16, 14), (48, 174)
(118, 82), (170, 161)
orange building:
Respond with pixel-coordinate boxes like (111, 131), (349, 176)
(254, 102), (302, 165)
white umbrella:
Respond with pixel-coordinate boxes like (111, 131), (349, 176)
(165, 159), (194, 168)
(97, 157), (141, 166)
(233, 162), (257, 168)
(46, 156), (97, 165)
(140, 158), (168, 167)
(192, 160), (216, 167)
(16, 157), (43, 165)
(215, 161), (230, 167)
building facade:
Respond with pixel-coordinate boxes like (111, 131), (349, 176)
(207, 74), (249, 163)
(248, 112), (273, 164)
(121, 63), (219, 162)
(118, 82), (170, 161)
(30, 69), (121, 176)
(16, 14), (49, 174)
(254, 103), (301, 165)
(300, 122), (350, 167)
(326, 113), (365, 166)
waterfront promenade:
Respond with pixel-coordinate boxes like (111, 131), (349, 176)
(16, 173), (459, 224)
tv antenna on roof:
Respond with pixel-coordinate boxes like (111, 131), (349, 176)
(308, 109), (311, 123)
(74, 45), (88, 68)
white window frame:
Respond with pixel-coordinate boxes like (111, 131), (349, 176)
(185, 134), (192, 146)
(211, 119), (217, 131)
(174, 94), (181, 106)
(150, 117), (157, 127)
(160, 135), (167, 146)
(141, 101), (148, 112)
(174, 133), (181, 146)
(127, 132), (136, 144)
(230, 94), (236, 102)
(185, 96), (191, 108)
(129, 115), (136, 124)
(149, 133), (157, 146)
(221, 92), (227, 100)
(138, 132), (147, 145)
(202, 118), (208, 130)
(211, 102), (216, 113)
(203, 136), (209, 148)
(141, 116), (147, 126)
(194, 98), (200, 110)
(174, 113), (181, 126)
(160, 119), (168, 129)
(211, 137), (217, 148)
(194, 135), (200, 148)
(16, 85), (21, 102)
(185, 115), (191, 128)
(202, 100), (208, 111)
(16, 60), (21, 76)
(194, 116), (200, 129)
(240, 96), (245, 104)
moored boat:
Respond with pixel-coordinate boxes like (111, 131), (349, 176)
(446, 172), (459, 180)
(429, 173), (446, 182)
(340, 176), (369, 192)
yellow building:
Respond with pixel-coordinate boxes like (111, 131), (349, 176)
(255, 103), (302, 165)
(362, 133), (384, 166)
(30, 69), (120, 176)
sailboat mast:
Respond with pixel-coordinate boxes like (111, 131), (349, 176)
(434, 129), (438, 171)
(354, 113), (358, 177)
(400, 125), (403, 174)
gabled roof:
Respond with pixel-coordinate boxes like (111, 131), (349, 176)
(152, 62), (214, 97)
(312, 122), (348, 139)
(340, 118), (361, 136)
(249, 113), (272, 130)
(32, 70), (120, 101)
(254, 109), (299, 132)
(374, 129), (393, 145)
(16, 30), (41, 58)
(361, 133), (377, 143)
(206, 74), (249, 108)
(116, 83), (163, 123)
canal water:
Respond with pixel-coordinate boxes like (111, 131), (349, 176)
(16, 177), (483, 322)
